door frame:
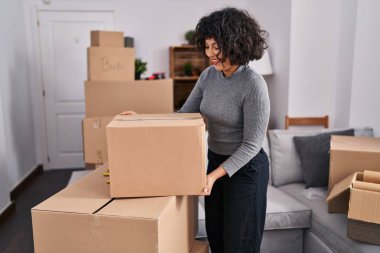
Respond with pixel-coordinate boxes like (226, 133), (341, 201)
(24, 1), (115, 170)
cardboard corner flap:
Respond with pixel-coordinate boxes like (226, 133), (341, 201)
(327, 172), (360, 213)
(32, 168), (111, 214)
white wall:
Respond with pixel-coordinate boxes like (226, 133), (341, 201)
(0, 66), (11, 213)
(333, 0), (357, 128)
(114, 0), (248, 78)
(248, 0), (292, 129)
(288, 0), (342, 124)
(0, 0), (37, 207)
(349, 0), (380, 136)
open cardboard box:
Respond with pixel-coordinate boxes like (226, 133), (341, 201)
(327, 170), (380, 245)
(329, 135), (380, 191)
(106, 113), (206, 198)
(32, 167), (198, 253)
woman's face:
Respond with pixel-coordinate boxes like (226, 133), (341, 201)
(205, 38), (238, 77)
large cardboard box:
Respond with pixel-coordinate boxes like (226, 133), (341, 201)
(327, 170), (380, 245)
(91, 31), (124, 47)
(106, 113), (206, 198)
(82, 116), (113, 164)
(84, 79), (174, 117)
(87, 47), (134, 81)
(329, 135), (380, 191)
(32, 167), (198, 253)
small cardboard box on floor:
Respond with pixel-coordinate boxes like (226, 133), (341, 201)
(82, 116), (113, 164)
(91, 31), (124, 47)
(106, 113), (206, 198)
(87, 47), (134, 81)
(329, 135), (380, 191)
(85, 79), (174, 117)
(327, 170), (380, 245)
(31, 167), (198, 253)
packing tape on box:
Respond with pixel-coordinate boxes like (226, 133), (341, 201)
(92, 118), (100, 129)
(363, 170), (380, 184)
(353, 181), (380, 193)
(96, 150), (103, 164)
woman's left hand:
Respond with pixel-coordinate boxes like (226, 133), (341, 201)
(201, 166), (227, 196)
(201, 174), (216, 196)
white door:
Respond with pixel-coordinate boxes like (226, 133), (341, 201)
(38, 10), (114, 169)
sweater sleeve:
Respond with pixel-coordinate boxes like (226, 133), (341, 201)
(220, 77), (270, 177)
(177, 68), (208, 113)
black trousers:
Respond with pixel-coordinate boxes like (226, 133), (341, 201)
(205, 149), (269, 253)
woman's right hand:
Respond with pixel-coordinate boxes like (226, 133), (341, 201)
(119, 111), (137, 115)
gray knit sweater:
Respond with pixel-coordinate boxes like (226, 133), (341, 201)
(178, 65), (270, 177)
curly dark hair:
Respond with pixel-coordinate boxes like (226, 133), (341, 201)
(194, 7), (268, 65)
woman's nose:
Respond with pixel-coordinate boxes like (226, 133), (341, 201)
(206, 49), (214, 57)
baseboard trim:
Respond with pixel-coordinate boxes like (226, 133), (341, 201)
(10, 164), (43, 201)
(0, 201), (16, 224)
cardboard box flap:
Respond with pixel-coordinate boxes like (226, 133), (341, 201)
(327, 172), (358, 202)
(326, 172), (362, 213)
(331, 136), (380, 153)
(96, 196), (174, 219)
(108, 113), (204, 128)
(348, 189), (380, 224)
(32, 168), (111, 214)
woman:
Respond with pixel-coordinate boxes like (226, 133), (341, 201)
(122, 7), (270, 253)
(179, 8), (270, 253)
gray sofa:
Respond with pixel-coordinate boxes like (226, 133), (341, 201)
(198, 127), (380, 253)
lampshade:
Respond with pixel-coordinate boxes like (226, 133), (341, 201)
(248, 50), (273, 75)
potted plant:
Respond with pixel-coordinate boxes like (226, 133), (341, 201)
(185, 30), (195, 45)
(135, 58), (147, 80)
(184, 62), (193, 76)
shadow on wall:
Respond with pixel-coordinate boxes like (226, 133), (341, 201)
(5, 46), (37, 186)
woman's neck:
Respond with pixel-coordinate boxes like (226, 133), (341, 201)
(222, 64), (240, 77)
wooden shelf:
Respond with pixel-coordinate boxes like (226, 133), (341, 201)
(173, 76), (199, 81)
(169, 45), (209, 109)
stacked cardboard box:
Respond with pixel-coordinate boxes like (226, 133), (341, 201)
(83, 31), (174, 165)
(106, 113), (206, 197)
(327, 170), (380, 245)
(327, 136), (380, 245)
(32, 31), (208, 252)
(32, 167), (200, 253)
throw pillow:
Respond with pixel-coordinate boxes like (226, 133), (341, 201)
(293, 129), (355, 188)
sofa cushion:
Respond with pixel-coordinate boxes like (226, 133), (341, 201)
(265, 185), (311, 230)
(261, 229), (304, 253)
(196, 185), (311, 238)
(279, 183), (380, 253)
(268, 129), (319, 186)
(293, 129), (355, 188)
(268, 127), (374, 187)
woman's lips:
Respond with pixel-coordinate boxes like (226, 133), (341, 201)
(211, 59), (219, 65)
